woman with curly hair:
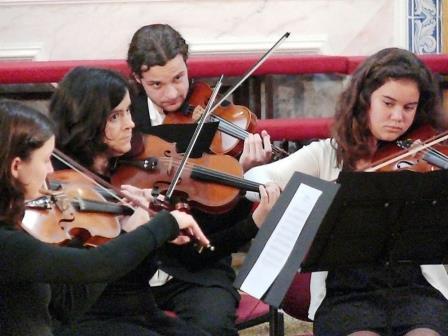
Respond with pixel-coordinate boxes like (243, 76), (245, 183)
(245, 47), (448, 336)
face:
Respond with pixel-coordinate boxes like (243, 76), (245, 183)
(368, 78), (420, 144)
(137, 54), (189, 112)
(104, 90), (135, 157)
(11, 136), (55, 200)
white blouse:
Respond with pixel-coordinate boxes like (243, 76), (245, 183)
(244, 138), (448, 320)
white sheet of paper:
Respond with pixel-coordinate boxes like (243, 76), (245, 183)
(240, 183), (322, 299)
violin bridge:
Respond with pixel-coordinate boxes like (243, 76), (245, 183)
(25, 196), (53, 209)
(192, 106), (205, 122)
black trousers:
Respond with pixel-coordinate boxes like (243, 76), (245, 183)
(152, 279), (239, 336)
(53, 289), (210, 336)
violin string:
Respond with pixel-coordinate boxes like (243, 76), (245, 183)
(154, 157), (259, 187)
(366, 131), (448, 172)
(155, 157), (262, 191)
(192, 166), (262, 192)
(51, 151), (124, 204)
(207, 115), (288, 156)
(217, 116), (288, 155)
(165, 77), (224, 199)
(399, 137), (448, 165)
(52, 150), (156, 215)
(425, 146), (448, 161)
(426, 148), (448, 162)
(211, 115), (250, 139)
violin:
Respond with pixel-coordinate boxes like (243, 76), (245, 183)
(367, 125), (448, 172)
(111, 134), (262, 214)
(164, 81), (256, 157)
(164, 33), (291, 158)
(22, 170), (133, 247)
(164, 82), (289, 158)
(50, 148), (213, 251)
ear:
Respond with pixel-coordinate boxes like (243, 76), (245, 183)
(133, 73), (142, 84)
(10, 157), (22, 179)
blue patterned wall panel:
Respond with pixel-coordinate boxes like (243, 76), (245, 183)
(408, 0), (441, 54)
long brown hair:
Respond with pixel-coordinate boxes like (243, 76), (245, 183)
(0, 100), (55, 227)
(331, 47), (442, 170)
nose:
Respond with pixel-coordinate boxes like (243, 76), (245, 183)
(123, 113), (135, 130)
(390, 106), (404, 122)
(163, 84), (178, 100)
(47, 162), (54, 174)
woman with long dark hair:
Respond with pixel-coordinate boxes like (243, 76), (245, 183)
(245, 47), (448, 336)
(0, 99), (209, 336)
(49, 66), (280, 336)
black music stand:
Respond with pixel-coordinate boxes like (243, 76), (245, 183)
(302, 169), (448, 272)
(235, 171), (340, 307)
(300, 169), (448, 336)
(144, 122), (219, 157)
(236, 169), (448, 313)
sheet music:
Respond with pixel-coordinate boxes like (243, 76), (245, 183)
(240, 183), (322, 299)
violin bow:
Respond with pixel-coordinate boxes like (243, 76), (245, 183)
(365, 129), (448, 172)
(165, 76), (224, 199)
(155, 77), (223, 252)
(51, 149), (155, 215)
(210, 32), (289, 113)
(207, 32), (291, 157)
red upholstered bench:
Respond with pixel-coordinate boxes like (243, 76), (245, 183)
(1, 53), (447, 85)
(0, 55), (349, 84)
(165, 292), (284, 336)
(282, 272), (313, 336)
(236, 292), (283, 336)
(346, 54), (448, 74)
(255, 117), (332, 141)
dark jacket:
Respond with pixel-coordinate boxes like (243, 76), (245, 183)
(130, 91), (256, 296)
(0, 212), (178, 336)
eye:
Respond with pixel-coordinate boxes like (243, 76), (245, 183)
(404, 105), (417, 112)
(151, 82), (161, 89)
(383, 101), (393, 107)
(109, 112), (120, 122)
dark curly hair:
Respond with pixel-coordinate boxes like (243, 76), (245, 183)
(49, 67), (129, 168)
(0, 99), (55, 227)
(331, 47), (442, 170)
(127, 23), (189, 79)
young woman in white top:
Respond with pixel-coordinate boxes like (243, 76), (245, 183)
(245, 47), (448, 336)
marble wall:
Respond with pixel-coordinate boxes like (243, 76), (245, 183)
(0, 0), (407, 61)
(0, 0), (443, 121)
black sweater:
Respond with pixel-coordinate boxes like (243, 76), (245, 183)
(130, 91), (258, 291)
(0, 211), (178, 336)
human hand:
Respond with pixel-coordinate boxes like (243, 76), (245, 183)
(119, 185), (151, 232)
(120, 207), (151, 232)
(252, 182), (281, 228)
(169, 210), (210, 247)
(120, 184), (154, 204)
(239, 130), (273, 172)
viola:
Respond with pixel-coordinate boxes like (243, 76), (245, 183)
(22, 170), (133, 247)
(366, 125), (448, 172)
(111, 134), (262, 214)
(163, 81), (288, 157)
(51, 148), (213, 251)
